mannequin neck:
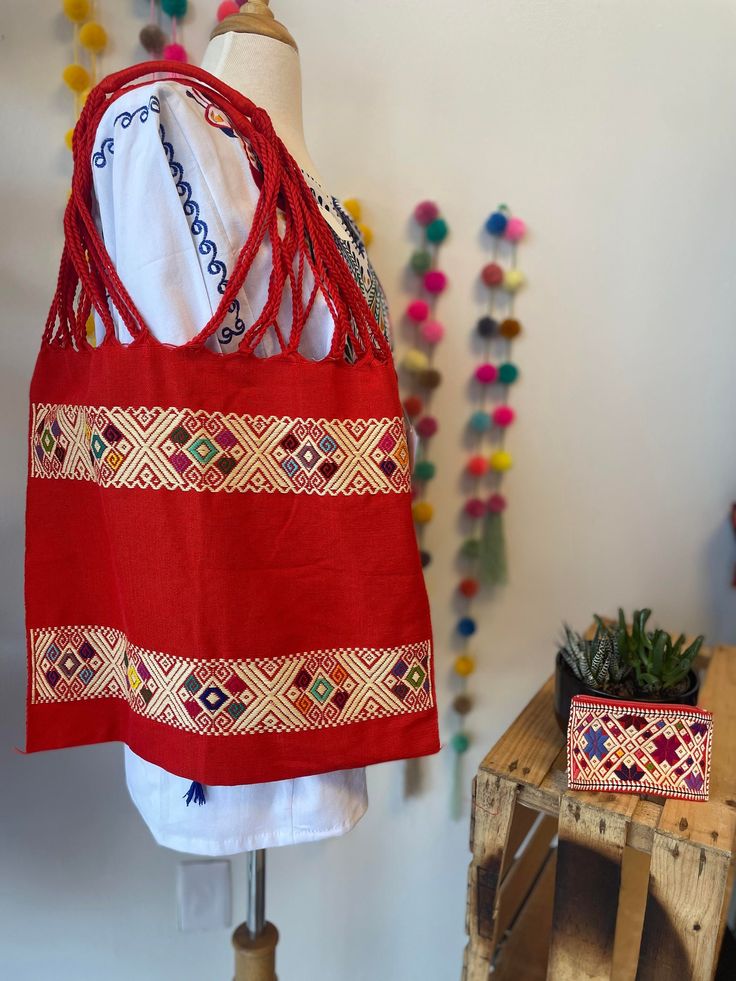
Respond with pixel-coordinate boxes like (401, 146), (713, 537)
(200, 32), (322, 182)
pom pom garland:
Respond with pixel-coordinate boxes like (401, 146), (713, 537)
(63, 63), (91, 93)
(63, 0), (91, 22)
(403, 395), (423, 418)
(410, 249), (432, 274)
(493, 405), (516, 427)
(418, 368), (442, 389)
(406, 299), (430, 323)
(454, 654), (476, 677)
(469, 410), (492, 433)
(413, 460), (436, 482)
(457, 617), (477, 637)
(420, 319), (445, 344)
(451, 732), (470, 754)
(498, 362), (519, 385)
(476, 316), (497, 339)
(342, 198), (362, 221)
(163, 43), (188, 62)
(217, 0), (240, 17)
(412, 501), (434, 525)
(503, 268), (526, 293)
(486, 210), (508, 236)
(420, 550), (432, 568)
(161, 0), (188, 16)
(79, 22), (107, 53)
(487, 493), (507, 514)
(402, 348), (430, 374)
(453, 693), (473, 715)
(499, 318), (522, 339)
(358, 224), (374, 247)
(504, 217), (527, 242)
(416, 416), (439, 439)
(426, 217), (449, 243)
(414, 200), (440, 226)
(140, 24), (167, 54)
(489, 450), (513, 472)
(481, 262), (504, 287)
(423, 269), (448, 294)
(464, 498), (486, 519)
(458, 578), (480, 599)
(65, 127), (75, 151)
(460, 538), (482, 559)
(475, 363), (498, 385)
(467, 455), (489, 478)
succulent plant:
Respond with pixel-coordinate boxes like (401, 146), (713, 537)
(559, 620), (626, 689)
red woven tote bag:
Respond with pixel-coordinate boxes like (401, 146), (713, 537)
(25, 62), (439, 786)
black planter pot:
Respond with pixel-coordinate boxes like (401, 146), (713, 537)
(553, 651), (700, 732)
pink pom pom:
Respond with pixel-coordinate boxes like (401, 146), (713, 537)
(465, 497), (486, 519)
(420, 319), (445, 344)
(475, 362), (498, 384)
(481, 262), (504, 287)
(467, 455), (488, 477)
(416, 416), (439, 439)
(414, 200), (440, 226)
(163, 43), (188, 62)
(487, 493), (507, 514)
(217, 0), (240, 20)
(424, 269), (447, 294)
(493, 405), (516, 427)
(504, 217), (527, 242)
(406, 299), (429, 323)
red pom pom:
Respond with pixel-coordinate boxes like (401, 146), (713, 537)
(481, 262), (504, 287)
(487, 493), (507, 514)
(217, 0), (240, 19)
(403, 395), (423, 418)
(465, 497), (486, 518)
(416, 416), (439, 439)
(423, 269), (447, 294)
(414, 200), (440, 226)
(475, 363), (498, 384)
(467, 455), (488, 477)
(493, 405), (516, 427)
(406, 299), (429, 323)
(163, 43), (188, 62)
(459, 577), (480, 598)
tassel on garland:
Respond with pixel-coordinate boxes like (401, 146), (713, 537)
(403, 757), (425, 798)
(450, 732), (470, 820)
(183, 781), (206, 806)
(479, 507), (508, 586)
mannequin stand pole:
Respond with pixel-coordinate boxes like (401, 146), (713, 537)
(232, 849), (279, 981)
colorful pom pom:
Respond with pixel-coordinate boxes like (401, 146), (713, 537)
(140, 24), (167, 54)
(498, 362), (519, 385)
(62, 0), (91, 22)
(64, 127), (75, 151)
(467, 455), (488, 477)
(217, 0), (239, 20)
(490, 450), (513, 472)
(459, 578), (480, 599)
(418, 368), (442, 389)
(161, 0), (188, 15)
(416, 416), (439, 439)
(503, 268), (525, 293)
(424, 269), (447, 294)
(481, 262), (504, 288)
(451, 732), (471, 754)
(412, 500), (434, 525)
(413, 460), (436, 482)
(414, 200), (439, 226)
(79, 22), (108, 53)
(475, 362), (498, 385)
(454, 654), (476, 677)
(487, 493), (507, 514)
(420, 319), (445, 345)
(406, 299), (429, 323)
(469, 410), (492, 433)
(426, 217), (448, 244)
(342, 198), (362, 221)
(358, 223), (374, 247)
(499, 318), (522, 339)
(464, 498), (486, 519)
(486, 210), (508, 236)
(493, 405), (515, 427)
(460, 538), (481, 559)
(163, 43), (188, 62)
(410, 249), (432, 275)
(403, 395), (423, 418)
(476, 316), (497, 339)
(504, 216), (527, 242)
(402, 348), (430, 374)
(453, 693), (473, 715)
(458, 617), (477, 637)
(62, 64), (91, 93)
(420, 550), (432, 568)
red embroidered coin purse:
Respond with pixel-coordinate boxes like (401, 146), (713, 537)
(567, 695), (712, 802)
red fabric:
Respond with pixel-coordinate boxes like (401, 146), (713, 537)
(25, 63), (438, 785)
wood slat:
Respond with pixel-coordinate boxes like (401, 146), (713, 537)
(493, 851), (557, 981)
(496, 815), (557, 940)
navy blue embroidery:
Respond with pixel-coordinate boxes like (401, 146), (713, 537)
(92, 96), (161, 168)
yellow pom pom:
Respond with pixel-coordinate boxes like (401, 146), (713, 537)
(489, 450), (513, 472)
(63, 63), (91, 93)
(79, 88), (91, 107)
(79, 21), (108, 53)
(402, 348), (430, 374)
(412, 500), (434, 525)
(62, 0), (91, 22)
(65, 127), (75, 151)
(343, 198), (362, 221)
(454, 654), (476, 678)
(86, 313), (96, 346)
(359, 223), (374, 248)
(503, 268), (525, 293)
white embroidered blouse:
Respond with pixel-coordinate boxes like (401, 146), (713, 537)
(90, 79), (394, 855)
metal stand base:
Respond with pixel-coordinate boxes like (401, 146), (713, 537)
(232, 850), (278, 981)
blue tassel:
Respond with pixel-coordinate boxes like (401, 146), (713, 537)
(183, 781), (206, 806)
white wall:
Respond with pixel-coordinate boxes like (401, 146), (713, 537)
(3, 2), (736, 979)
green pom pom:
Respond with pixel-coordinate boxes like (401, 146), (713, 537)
(461, 538), (481, 560)
(498, 362), (519, 385)
(413, 460), (436, 482)
(410, 249), (432, 274)
(161, 0), (187, 16)
(452, 732), (470, 754)
(426, 218), (448, 244)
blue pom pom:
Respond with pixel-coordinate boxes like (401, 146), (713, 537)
(469, 410), (492, 434)
(457, 616), (477, 637)
(486, 211), (508, 236)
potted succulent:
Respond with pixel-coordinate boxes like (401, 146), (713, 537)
(554, 609), (703, 730)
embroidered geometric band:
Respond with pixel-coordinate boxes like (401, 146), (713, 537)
(30, 626), (434, 736)
(567, 695), (712, 802)
(30, 403), (411, 495)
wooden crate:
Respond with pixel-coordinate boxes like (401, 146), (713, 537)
(462, 643), (736, 981)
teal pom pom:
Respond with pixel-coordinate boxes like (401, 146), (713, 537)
(469, 410), (492, 434)
(426, 218), (449, 244)
(460, 538), (481, 560)
(161, 0), (187, 16)
(410, 249), (432, 274)
(452, 732), (470, 754)
(498, 362), (519, 385)
(414, 460), (436, 482)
